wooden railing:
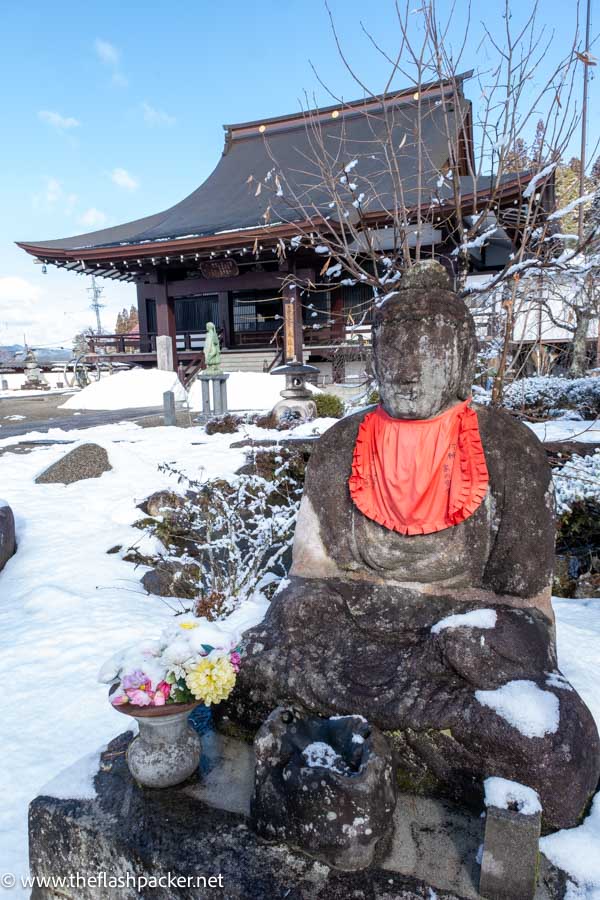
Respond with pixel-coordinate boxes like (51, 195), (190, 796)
(86, 325), (344, 357)
(86, 332), (207, 354)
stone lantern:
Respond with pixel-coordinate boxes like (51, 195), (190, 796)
(271, 361), (319, 424)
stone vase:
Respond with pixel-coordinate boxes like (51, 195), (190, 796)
(114, 701), (201, 789)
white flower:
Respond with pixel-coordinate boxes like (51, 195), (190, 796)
(161, 638), (197, 679)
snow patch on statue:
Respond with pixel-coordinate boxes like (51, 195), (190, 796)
(484, 776), (541, 815)
(431, 608), (497, 634)
(475, 680), (559, 738)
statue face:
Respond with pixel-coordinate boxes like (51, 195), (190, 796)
(373, 313), (463, 420)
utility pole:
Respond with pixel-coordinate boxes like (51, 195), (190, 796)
(87, 274), (105, 335)
(578, 0), (592, 243)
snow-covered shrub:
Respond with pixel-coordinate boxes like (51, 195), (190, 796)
(138, 448), (307, 618)
(553, 452), (600, 516)
(553, 452), (600, 596)
(502, 376), (600, 416)
(204, 414), (242, 435)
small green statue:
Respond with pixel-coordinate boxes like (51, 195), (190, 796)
(203, 322), (222, 372)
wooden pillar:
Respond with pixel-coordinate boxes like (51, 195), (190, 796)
(136, 283), (151, 352)
(155, 278), (178, 371)
(330, 286), (345, 342)
(282, 282), (304, 364)
(218, 292), (231, 348)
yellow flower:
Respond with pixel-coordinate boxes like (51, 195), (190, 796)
(185, 656), (236, 706)
(179, 622), (199, 631)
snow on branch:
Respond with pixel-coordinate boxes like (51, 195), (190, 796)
(522, 163), (557, 199)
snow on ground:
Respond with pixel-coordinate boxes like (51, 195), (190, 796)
(61, 368), (187, 410)
(538, 598), (600, 899)
(41, 747), (106, 801)
(0, 417), (279, 896)
(0, 372), (72, 396)
(188, 370), (286, 411)
(59, 368), (321, 413)
(287, 416), (339, 437)
(541, 796), (600, 899)
(187, 370), (321, 412)
(526, 419), (600, 444)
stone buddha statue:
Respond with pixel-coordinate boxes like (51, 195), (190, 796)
(236, 263), (599, 830)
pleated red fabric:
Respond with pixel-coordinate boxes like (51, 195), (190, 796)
(348, 399), (489, 535)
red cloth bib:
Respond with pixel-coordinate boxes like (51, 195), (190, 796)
(348, 399), (489, 535)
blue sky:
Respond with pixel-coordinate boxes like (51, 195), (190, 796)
(0, 0), (597, 346)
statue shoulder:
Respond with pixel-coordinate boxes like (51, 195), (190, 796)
(475, 404), (548, 463)
(309, 407), (373, 457)
(304, 408), (372, 494)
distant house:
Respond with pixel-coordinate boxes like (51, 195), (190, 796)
(17, 74), (537, 374)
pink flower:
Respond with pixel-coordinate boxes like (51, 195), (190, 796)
(128, 689), (152, 707)
(152, 690), (166, 706)
(156, 681), (171, 701)
(230, 652), (242, 673)
(110, 693), (129, 706)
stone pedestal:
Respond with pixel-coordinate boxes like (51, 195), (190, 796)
(28, 728), (566, 900)
(480, 806), (542, 900)
(196, 373), (229, 416)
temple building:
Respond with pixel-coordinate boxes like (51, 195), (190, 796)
(17, 73), (537, 375)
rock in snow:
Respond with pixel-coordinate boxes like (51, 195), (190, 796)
(0, 499), (16, 572)
(35, 444), (112, 485)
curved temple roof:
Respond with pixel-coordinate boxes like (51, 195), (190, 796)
(17, 73), (530, 264)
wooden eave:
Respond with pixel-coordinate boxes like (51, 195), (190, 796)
(16, 220), (324, 267)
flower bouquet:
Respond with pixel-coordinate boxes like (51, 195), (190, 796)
(98, 618), (242, 787)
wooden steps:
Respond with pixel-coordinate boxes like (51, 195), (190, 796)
(221, 349), (280, 373)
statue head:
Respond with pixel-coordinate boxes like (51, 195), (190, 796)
(372, 262), (477, 420)
(206, 322), (216, 334)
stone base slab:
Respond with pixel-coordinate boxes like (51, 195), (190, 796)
(29, 730), (568, 900)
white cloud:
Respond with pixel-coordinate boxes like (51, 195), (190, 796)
(142, 101), (176, 127)
(38, 110), (80, 130)
(31, 178), (78, 216)
(45, 177), (62, 206)
(79, 208), (108, 228)
(0, 275), (41, 307)
(0, 271), (133, 347)
(111, 167), (139, 191)
(94, 39), (119, 66)
(94, 39), (127, 87)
